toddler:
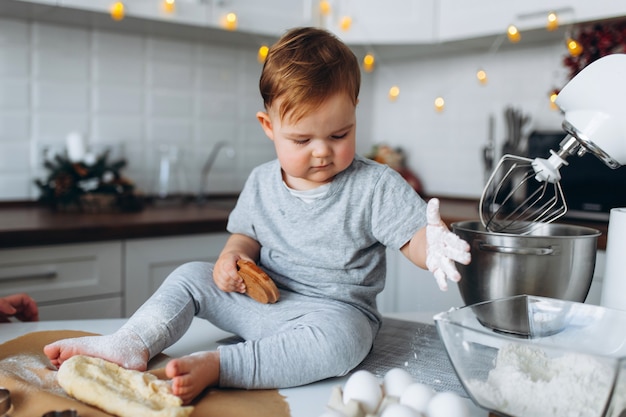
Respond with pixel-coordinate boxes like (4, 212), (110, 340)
(44, 27), (470, 404)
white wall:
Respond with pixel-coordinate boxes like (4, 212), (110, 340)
(0, 14), (577, 201)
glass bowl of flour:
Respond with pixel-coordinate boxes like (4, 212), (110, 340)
(434, 295), (626, 417)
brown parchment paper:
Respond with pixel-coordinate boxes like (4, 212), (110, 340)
(0, 330), (291, 417)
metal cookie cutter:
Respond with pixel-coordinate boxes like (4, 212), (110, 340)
(0, 388), (12, 417)
(42, 410), (79, 417)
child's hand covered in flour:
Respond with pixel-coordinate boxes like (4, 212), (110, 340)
(426, 198), (471, 291)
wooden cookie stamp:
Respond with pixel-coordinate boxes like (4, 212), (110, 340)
(236, 260), (280, 304)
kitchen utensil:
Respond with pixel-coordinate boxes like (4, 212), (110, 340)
(435, 295), (626, 417)
(452, 220), (600, 335)
(0, 388), (11, 416)
(480, 54), (626, 234)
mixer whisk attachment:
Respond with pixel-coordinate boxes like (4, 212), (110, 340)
(480, 135), (579, 234)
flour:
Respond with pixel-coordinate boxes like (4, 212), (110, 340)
(468, 343), (620, 417)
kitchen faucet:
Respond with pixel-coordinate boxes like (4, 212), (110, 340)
(197, 141), (235, 204)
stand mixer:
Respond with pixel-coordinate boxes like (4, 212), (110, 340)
(480, 53), (626, 234)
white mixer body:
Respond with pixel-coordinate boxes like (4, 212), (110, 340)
(555, 53), (626, 167)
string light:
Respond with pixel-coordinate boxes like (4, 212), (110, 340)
(434, 97), (445, 112)
(567, 38), (583, 57)
(161, 0), (175, 13)
(257, 45), (269, 64)
(340, 16), (352, 31)
(507, 25), (521, 43)
(319, 0), (331, 16)
(388, 86), (400, 102)
(363, 53), (375, 73)
(546, 12), (559, 31)
(549, 89), (559, 110)
(476, 69), (488, 85)
(221, 12), (238, 31)
(110, 1), (125, 21)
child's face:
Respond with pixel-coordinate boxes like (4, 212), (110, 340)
(257, 93), (356, 190)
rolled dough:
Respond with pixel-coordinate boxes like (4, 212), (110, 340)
(57, 355), (193, 417)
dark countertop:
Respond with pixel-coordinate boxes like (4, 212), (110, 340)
(0, 198), (236, 248)
(0, 197), (609, 250)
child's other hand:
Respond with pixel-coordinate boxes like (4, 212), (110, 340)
(213, 253), (246, 293)
(0, 293), (39, 322)
(425, 198), (471, 291)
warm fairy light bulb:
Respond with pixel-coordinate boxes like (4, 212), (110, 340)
(549, 90), (559, 110)
(162, 0), (175, 13)
(567, 38), (583, 57)
(340, 16), (352, 31)
(476, 69), (488, 85)
(257, 45), (269, 64)
(434, 97), (445, 112)
(363, 54), (375, 73)
(507, 25), (521, 43)
(110, 1), (125, 21)
(221, 12), (238, 31)
(546, 12), (559, 31)
(319, 0), (331, 16)
(388, 86), (400, 101)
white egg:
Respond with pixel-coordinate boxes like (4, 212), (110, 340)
(342, 370), (383, 414)
(383, 368), (415, 398)
(426, 392), (469, 417)
(400, 382), (435, 413)
(380, 403), (422, 417)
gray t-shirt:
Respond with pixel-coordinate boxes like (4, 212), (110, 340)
(227, 155), (427, 324)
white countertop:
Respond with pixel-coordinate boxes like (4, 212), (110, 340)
(0, 314), (488, 417)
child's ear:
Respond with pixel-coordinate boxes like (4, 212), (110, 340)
(256, 111), (274, 140)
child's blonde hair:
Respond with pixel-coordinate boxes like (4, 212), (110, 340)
(259, 27), (361, 123)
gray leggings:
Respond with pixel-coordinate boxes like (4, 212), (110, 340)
(120, 261), (376, 389)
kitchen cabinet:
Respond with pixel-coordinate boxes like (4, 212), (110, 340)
(0, 233), (229, 320)
(6, 0), (625, 50)
(60, 0), (208, 27)
(327, 0), (436, 45)
(0, 241), (124, 320)
(438, 0), (626, 43)
(6, 0), (309, 39)
(124, 233), (229, 316)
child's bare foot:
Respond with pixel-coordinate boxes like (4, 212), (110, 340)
(165, 351), (220, 404)
(43, 330), (150, 371)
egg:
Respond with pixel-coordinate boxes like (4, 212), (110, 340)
(383, 368), (415, 398)
(380, 403), (422, 417)
(426, 392), (469, 417)
(342, 370), (383, 414)
(400, 382), (435, 414)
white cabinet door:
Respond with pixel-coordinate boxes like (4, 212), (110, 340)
(210, 0), (311, 36)
(59, 0), (209, 26)
(39, 296), (123, 320)
(381, 249), (464, 314)
(124, 233), (229, 317)
(0, 241), (124, 319)
(330, 0), (436, 45)
(438, 0), (626, 43)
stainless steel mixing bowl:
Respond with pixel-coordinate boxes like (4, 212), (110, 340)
(451, 220), (601, 336)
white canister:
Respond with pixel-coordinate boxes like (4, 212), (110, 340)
(600, 207), (626, 310)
